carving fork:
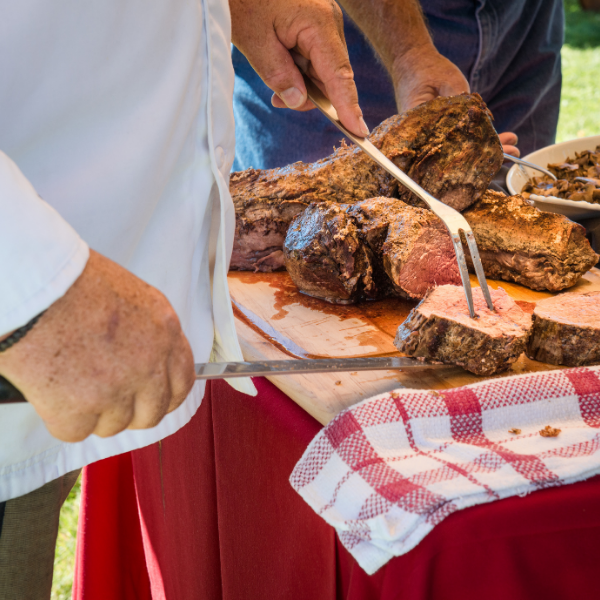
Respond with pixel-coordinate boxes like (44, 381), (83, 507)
(302, 75), (494, 318)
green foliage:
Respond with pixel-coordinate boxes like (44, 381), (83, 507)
(51, 476), (81, 600)
(564, 0), (600, 48)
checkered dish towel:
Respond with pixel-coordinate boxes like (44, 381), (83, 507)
(290, 366), (600, 575)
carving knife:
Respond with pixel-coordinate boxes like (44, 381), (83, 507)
(0, 356), (443, 404)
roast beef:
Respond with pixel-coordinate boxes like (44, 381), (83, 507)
(283, 198), (461, 303)
(463, 191), (599, 291)
(231, 93), (502, 272)
(394, 285), (532, 376)
(283, 203), (376, 304)
(526, 291), (600, 366)
(347, 198), (461, 299)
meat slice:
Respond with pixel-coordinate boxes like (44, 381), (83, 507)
(526, 291), (600, 366)
(231, 93), (502, 271)
(394, 285), (532, 375)
(283, 203), (376, 304)
(463, 191), (599, 292)
(347, 198), (461, 299)
(284, 199), (461, 303)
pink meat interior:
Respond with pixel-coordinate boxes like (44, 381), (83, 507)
(398, 228), (461, 298)
(419, 285), (531, 335)
(534, 291), (600, 327)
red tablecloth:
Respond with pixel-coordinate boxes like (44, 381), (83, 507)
(74, 379), (600, 600)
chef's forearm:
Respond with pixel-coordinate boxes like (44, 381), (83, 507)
(338, 0), (435, 79)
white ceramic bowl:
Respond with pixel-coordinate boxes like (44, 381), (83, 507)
(506, 134), (600, 220)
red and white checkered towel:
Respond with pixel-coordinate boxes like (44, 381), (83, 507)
(290, 366), (600, 574)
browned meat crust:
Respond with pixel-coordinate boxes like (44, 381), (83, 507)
(229, 147), (392, 271)
(283, 203), (376, 304)
(394, 285), (532, 376)
(283, 198), (460, 303)
(526, 291), (600, 366)
(390, 94), (502, 211)
(462, 191), (600, 292)
(345, 198), (401, 298)
(230, 93), (502, 272)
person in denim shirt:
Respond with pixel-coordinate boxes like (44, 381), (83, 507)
(233, 0), (563, 171)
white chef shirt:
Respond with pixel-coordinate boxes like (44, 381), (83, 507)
(0, 0), (255, 503)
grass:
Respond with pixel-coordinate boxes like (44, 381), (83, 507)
(51, 476), (81, 600)
(49, 2), (600, 598)
(557, 47), (600, 141)
(557, 0), (600, 141)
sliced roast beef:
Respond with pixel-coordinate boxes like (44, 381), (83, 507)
(283, 203), (376, 304)
(394, 285), (532, 376)
(462, 191), (599, 292)
(347, 198), (461, 299)
(283, 198), (461, 303)
(526, 291), (600, 366)
(231, 93), (502, 271)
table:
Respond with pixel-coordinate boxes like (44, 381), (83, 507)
(229, 269), (600, 425)
(74, 377), (600, 600)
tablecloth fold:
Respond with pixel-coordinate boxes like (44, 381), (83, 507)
(290, 365), (600, 574)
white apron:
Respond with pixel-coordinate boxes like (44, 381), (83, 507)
(0, 0), (255, 503)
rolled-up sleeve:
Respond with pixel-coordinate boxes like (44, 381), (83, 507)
(0, 151), (89, 335)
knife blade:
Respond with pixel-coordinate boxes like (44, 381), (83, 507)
(0, 356), (442, 404)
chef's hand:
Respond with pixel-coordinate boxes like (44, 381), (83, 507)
(393, 46), (520, 158)
(0, 250), (195, 442)
(230, 0), (369, 137)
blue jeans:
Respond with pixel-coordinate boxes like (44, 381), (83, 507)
(232, 0), (563, 171)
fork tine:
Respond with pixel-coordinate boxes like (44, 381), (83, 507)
(450, 233), (476, 318)
(464, 230), (495, 311)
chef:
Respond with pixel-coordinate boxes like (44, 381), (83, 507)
(233, 0), (564, 171)
(0, 0), (367, 597)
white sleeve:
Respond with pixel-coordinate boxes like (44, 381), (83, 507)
(0, 151), (89, 335)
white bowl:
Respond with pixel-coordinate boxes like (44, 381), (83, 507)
(506, 134), (600, 220)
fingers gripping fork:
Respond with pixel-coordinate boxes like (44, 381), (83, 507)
(302, 74), (495, 318)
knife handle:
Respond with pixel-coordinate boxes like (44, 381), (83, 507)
(0, 375), (27, 404)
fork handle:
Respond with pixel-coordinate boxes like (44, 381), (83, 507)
(0, 375), (26, 404)
(503, 154), (557, 182)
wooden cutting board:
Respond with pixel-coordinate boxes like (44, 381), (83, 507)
(229, 268), (600, 425)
